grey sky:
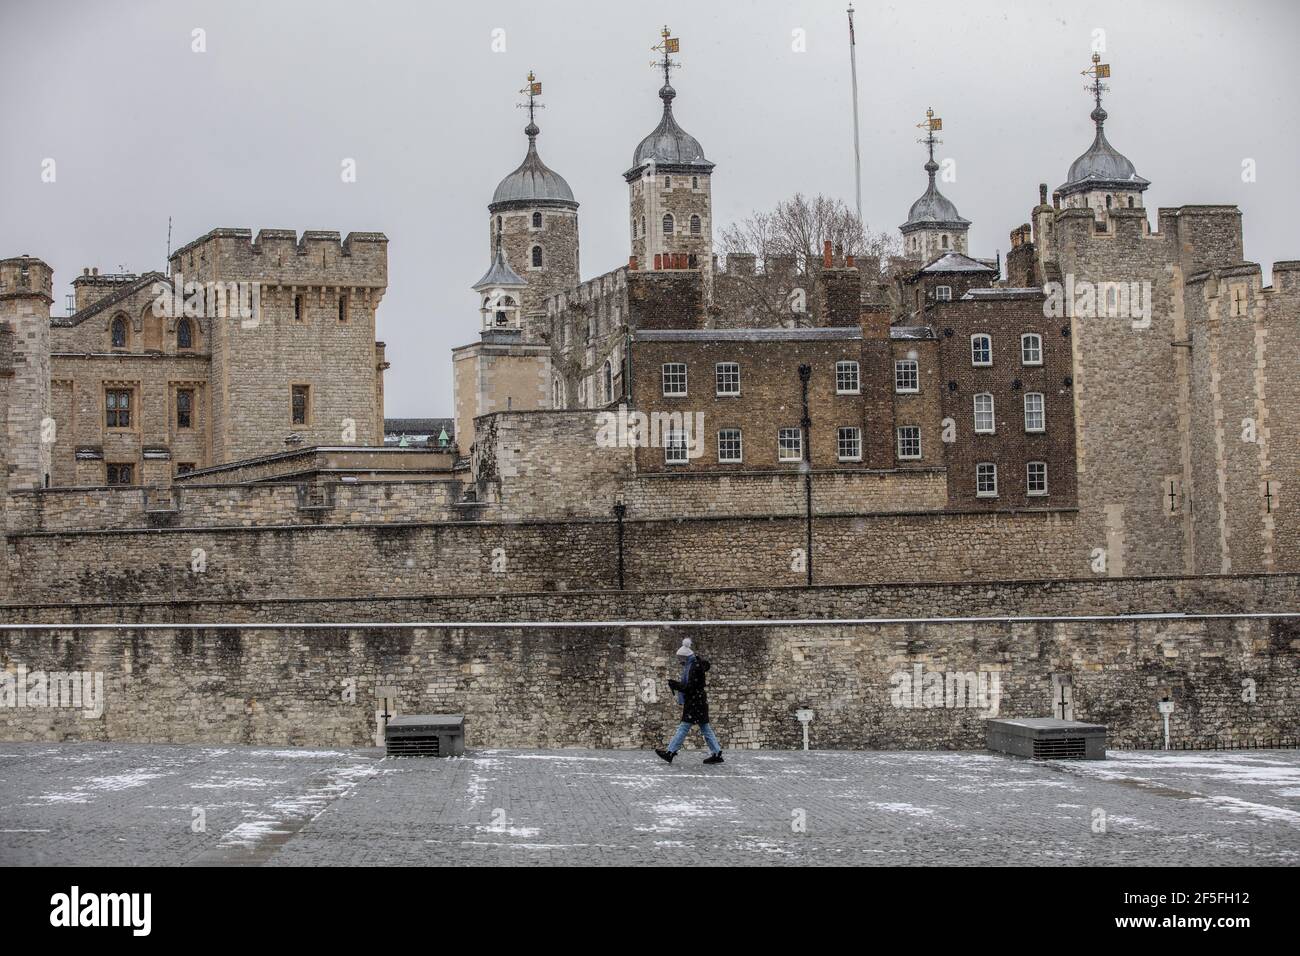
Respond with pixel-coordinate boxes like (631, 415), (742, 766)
(2, 0), (1296, 416)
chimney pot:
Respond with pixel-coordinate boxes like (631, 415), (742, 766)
(628, 255), (638, 271)
(1052, 191), (1062, 210)
(1039, 183), (1048, 205)
(822, 240), (833, 268)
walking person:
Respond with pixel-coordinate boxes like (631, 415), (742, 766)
(655, 638), (724, 765)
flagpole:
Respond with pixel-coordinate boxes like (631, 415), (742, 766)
(847, 5), (862, 229)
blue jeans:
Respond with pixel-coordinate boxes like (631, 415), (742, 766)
(668, 721), (722, 755)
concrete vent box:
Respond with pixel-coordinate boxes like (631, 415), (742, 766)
(384, 714), (466, 757)
(985, 717), (1106, 760)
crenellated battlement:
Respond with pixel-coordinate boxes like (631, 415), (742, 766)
(0, 256), (55, 303)
(168, 228), (388, 288)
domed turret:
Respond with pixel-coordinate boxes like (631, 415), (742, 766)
(628, 82), (713, 174)
(900, 108), (971, 261)
(485, 72), (580, 329)
(1056, 54), (1149, 215)
(626, 27), (715, 276)
(490, 120), (578, 211)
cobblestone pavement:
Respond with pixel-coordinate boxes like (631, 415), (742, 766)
(1, 744), (1296, 865)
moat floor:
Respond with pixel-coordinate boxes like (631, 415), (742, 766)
(0, 744), (1297, 866)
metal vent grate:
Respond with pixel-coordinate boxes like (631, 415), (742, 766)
(1032, 736), (1087, 759)
(386, 735), (441, 757)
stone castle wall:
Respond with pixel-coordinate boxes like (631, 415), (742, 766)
(4, 508), (1086, 605)
(2, 604), (1293, 749)
(4, 480), (464, 534)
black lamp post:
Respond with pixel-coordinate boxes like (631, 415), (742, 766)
(613, 500), (627, 590)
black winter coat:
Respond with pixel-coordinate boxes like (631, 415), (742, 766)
(668, 657), (711, 725)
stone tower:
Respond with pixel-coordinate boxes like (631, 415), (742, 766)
(489, 72), (579, 338)
(452, 243), (551, 456)
(1056, 53), (1149, 219)
(626, 27), (715, 276)
(900, 108), (970, 261)
(0, 255), (53, 490)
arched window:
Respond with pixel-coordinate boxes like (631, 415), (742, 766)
(531, 245), (543, 268)
(662, 214), (674, 235)
(110, 315), (128, 349)
(641, 216), (646, 236)
(941, 234), (949, 249)
(1105, 194), (1112, 209)
(177, 318), (193, 350)
(602, 360), (613, 402)
(690, 214), (701, 235)
(1127, 196), (1135, 208)
(532, 211), (542, 229)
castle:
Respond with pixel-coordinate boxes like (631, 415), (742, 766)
(1, 29), (1297, 752)
(0, 32), (1296, 608)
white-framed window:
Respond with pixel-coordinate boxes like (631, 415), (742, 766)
(974, 393), (995, 433)
(935, 285), (953, 302)
(894, 359), (919, 393)
(837, 426), (862, 462)
(1021, 333), (1043, 366)
(1024, 392), (1045, 432)
(971, 333), (992, 366)
(976, 462), (998, 497)
(665, 428), (688, 465)
(717, 428), (743, 464)
(835, 360), (860, 394)
(1027, 461), (1048, 496)
(715, 362), (740, 396)
(778, 428), (803, 463)
(896, 426), (921, 460)
(661, 363), (687, 397)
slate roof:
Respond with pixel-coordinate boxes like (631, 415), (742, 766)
(52, 272), (169, 327)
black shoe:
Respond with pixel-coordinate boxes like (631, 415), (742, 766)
(703, 752), (724, 764)
(655, 749), (676, 764)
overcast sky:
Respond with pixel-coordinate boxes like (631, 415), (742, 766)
(2, 0), (1296, 416)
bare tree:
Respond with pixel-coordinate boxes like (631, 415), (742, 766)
(718, 193), (898, 278)
(714, 193), (899, 327)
